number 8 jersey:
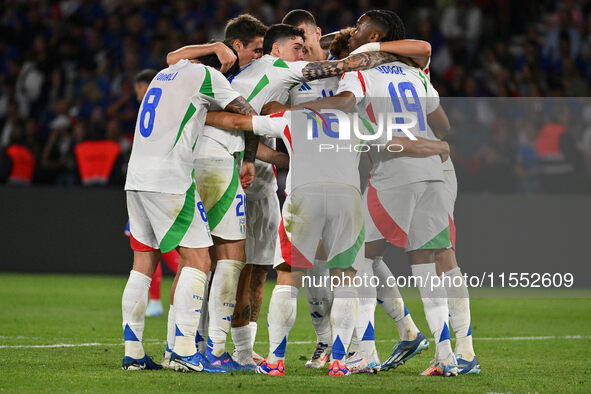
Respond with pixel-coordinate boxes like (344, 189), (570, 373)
(125, 60), (240, 194)
(337, 61), (443, 190)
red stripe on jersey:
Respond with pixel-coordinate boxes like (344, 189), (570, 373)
(283, 125), (293, 151)
(270, 110), (286, 118)
(366, 103), (377, 124)
(130, 233), (158, 252)
(449, 214), (456, 251)
(278, 219), (313, 269)
(272, 164), (277, 179)
(357, 71), (366, 95)
(367, 183), (408, 248)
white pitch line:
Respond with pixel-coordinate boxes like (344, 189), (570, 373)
(1, 335), (590, 349)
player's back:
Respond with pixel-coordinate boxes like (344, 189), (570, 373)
(126, 60), (235, 194)
(344, 61), (443, 189)
(254, 110), (361, 194)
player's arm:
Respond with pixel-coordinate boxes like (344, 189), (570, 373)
(205, 111), (253, 131)
(319, 31), (338, 50)
(387, 136), (449, 162)
(205, 111), (289, 168)
(167, 42), (236, 72)
(301, 51), (397, 81)
(351, 40), (431, 69)
(427, 105), (451, 140)
(262, 91), (356, 115)
(223, 96), (259, 163)
(256, 143), (290, 169)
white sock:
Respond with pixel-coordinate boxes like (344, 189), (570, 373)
(443, 267), (475, 360)
(305, 260), (333, 345)
(411, 263), (453, 363)
(373, 257), (419, 341)
(355, 260), (377, 357)
(166, 304), (175, 358)
(208, 259), (245, 357)
(122, 270), (151, 359)
(330, 286), (358, 362)
(196, 271), (211, 354)
(266, 285), (298, 364)
(231, 325), (253, 364)
(172, 267), (207, 357)
(249, 321), (257, 350)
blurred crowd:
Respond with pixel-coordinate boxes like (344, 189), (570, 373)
(0, 0), (590, 193)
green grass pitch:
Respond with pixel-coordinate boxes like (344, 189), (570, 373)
(0, 273), (590, 392)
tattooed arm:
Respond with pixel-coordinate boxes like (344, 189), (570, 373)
(301, 51), (397, 81)
(223, 96), (259, 163)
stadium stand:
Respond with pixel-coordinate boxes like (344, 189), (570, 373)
(0, 0), (589, 193)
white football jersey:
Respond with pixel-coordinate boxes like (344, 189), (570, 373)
(289, 77), (339, 106)
(252, 110), (361, 194)
(125, 60), (240, 194)
(203, 55), (309, 198)
(337, 61), (443, 189)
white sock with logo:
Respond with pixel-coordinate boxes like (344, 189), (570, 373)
(305, 260), (333, 346)
(172, 267), (207, 357)
(330, 286), (358, 363)
(355, 260), (377, 358)
(208, 259), (245, 357)
(195, 271), (210, 354)
(373, 257), (419, 341)
(411, 263), (453, 363)
(443, 266), (475, 360)
(266, 285), (298, 364)
(122, 270), (151, 359)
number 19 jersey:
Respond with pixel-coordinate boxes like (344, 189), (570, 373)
(125, 60), (240, 194)
(337, 61), (443, 190)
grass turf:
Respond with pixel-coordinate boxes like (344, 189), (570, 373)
(0, 273), (590, 393)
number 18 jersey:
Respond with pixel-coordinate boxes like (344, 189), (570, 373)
(125, 60), (240, 194)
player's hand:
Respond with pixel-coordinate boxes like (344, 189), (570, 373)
(215, 42), (237, 73)
(262, 101), (289, 115)
(240, 161), (255, 189)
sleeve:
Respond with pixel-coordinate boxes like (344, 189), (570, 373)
(282, 60), (310, 83)
(336, 71), (366, 105)
(203, 66), (241, 109)
(425, 79), (440, 115)
(252, 112), (290, 138)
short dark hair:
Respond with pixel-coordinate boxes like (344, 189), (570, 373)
(263, 24), (305, 55)
(197, 43), (240, 78)
(224, 14), (268, 47)
(282, 9), (316, 28)
(134, 69), (157, 85)
(365, 10), (405, 42)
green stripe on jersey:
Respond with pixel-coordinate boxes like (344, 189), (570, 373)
(326, 225), (365, 269)
(174, 103), (196, 148)
(418, 71), (428, 94)
(419, 226), (451, 250)
(206, 155), (239, 230)
(200, 67), (215, 98)
(273, 58), (289, 68)
(246, 74), (269, 102)
(160, 178), (196, 253)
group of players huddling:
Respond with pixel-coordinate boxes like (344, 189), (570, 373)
(120, 8), (481, 377)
